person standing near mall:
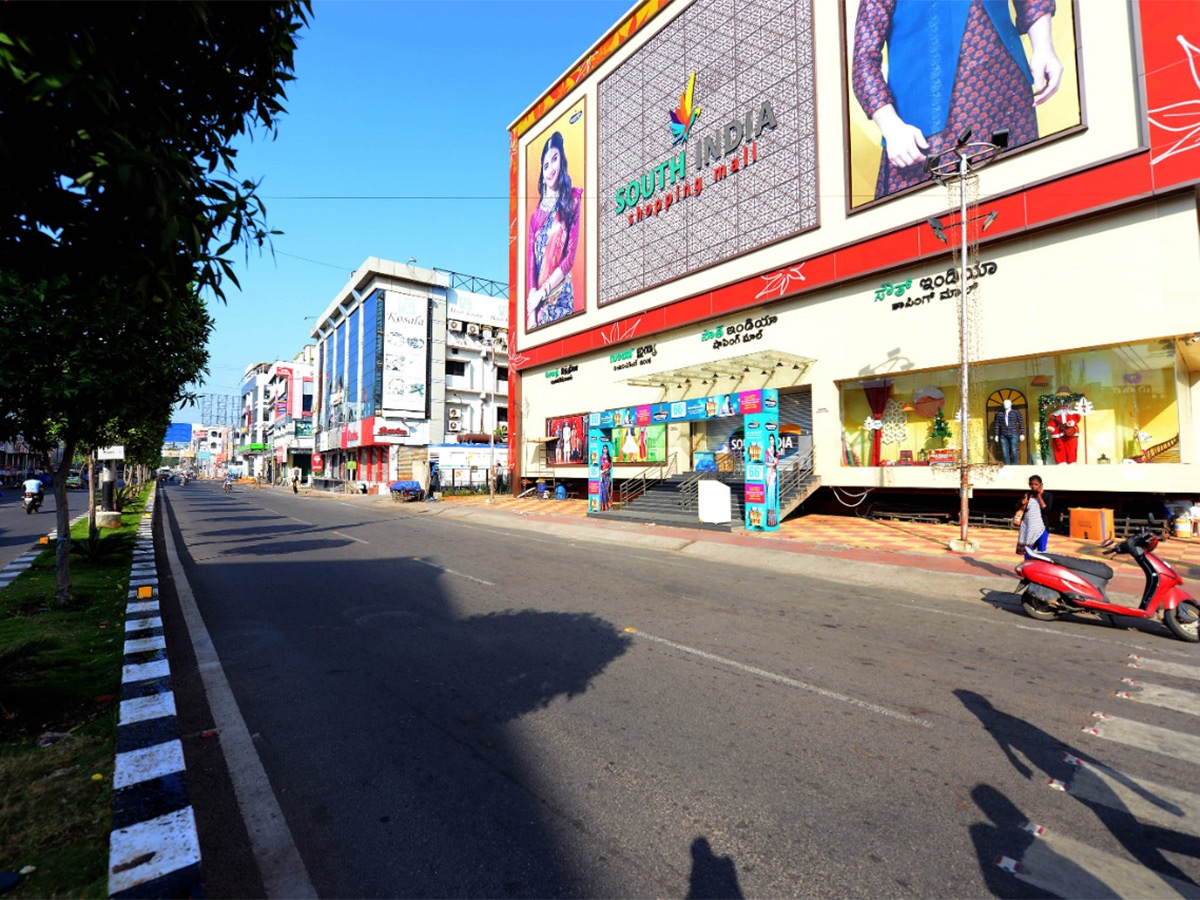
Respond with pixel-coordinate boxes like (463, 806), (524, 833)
(1015, 474), (1051, 557)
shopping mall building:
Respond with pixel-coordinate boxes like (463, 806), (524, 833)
(505, 0), (1200, 529)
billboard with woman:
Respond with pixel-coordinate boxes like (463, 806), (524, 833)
(845, 0), (1082, 210)
(524, 99), (587, 331)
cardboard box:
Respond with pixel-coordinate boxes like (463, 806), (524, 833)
(1070, 508), (1114, 541)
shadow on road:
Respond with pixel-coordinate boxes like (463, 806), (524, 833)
(163, 485), (634, 897)
(956, 690), (1198, 893)
(687, 836), (743, 900)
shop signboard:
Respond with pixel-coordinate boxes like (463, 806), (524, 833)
(312, 452), (324, 474)
(382, 291), (430, 414)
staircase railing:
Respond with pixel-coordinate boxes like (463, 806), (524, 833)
(676, 466), (716, 510)
(778, 446), (815, 505)
(615, 452), (677, 508)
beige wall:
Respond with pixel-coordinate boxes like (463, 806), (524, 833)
(521, 197), (1200, 493)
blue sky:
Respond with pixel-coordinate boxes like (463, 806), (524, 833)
(194, 0), (631, 406)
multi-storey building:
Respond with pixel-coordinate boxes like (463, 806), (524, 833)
(507, 0), (1200, 530)
(310, 257), (509, 492)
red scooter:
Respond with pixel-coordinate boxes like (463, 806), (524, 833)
(1015, 532), (1199, 642)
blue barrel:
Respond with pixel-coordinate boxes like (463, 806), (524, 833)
(536, 480), (546, 496)
(555, 484), (567, 501)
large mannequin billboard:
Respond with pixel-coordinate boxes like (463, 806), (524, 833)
(845, 0), (1082, 210)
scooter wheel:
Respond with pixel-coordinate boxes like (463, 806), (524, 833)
(1164, 600), (1200, 643)
(1021, 591), (1061, 621)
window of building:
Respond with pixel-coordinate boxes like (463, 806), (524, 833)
(496, 366), (509, 382)
(446, 360), (466, 377)
(302, 379), (314, 414)
(838, 340), (1180, 467)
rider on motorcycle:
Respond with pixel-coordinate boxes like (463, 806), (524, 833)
(23, 475), (44, 500)
(23, 475), (44, 511)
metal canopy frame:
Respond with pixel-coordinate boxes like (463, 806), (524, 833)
(622, 349), (815, 390)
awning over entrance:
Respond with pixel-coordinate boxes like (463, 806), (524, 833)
(622, 350), (815, 390)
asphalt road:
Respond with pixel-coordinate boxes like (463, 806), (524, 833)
(0, 485), (76, 569)
(156, 481), (1200, 898)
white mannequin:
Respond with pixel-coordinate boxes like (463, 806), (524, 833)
(992, 399), (1026, 444)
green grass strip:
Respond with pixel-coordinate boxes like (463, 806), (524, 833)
(0, 488), (152, 899)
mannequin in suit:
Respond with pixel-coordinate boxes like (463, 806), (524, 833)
(991, 398), (1025, 465)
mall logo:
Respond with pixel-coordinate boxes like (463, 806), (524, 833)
(670, 72), (701, 145)
(614, 72), (777, 226)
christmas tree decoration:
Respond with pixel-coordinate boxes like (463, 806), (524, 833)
(929, 407), (953, 443)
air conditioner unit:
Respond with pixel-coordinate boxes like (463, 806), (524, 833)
(448, 320), (463, 332)
(448, 408), (461, 419)
(482, 327), (493, 341)
(448, 420), (461, 432)
(466, 323), (480, 336)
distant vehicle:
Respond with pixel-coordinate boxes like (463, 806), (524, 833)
(66, 469), (84, 489)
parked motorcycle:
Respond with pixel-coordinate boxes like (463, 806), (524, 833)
(22, 492), (42, 515)
(1015, 531), (1199, 642)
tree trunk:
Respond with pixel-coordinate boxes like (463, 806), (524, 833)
(87, 451), (97, 540)
(52, 439), (76, 605)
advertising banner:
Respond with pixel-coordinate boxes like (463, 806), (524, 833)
(844, 0), (1081, 209)
(597, 0), (816, 305)
(382, 291), (430, 414)
(523, 98), (587, 332)
(587, 427), (615, 513)
(743, 389), (780, 532)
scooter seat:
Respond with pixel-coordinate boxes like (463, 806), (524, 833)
(1042, 553), (1114, 581)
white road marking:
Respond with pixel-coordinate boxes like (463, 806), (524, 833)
(1010, 826), (1200, 899)
(119, 691), (177, 726)
(1063, 757), (1200, 835)
(1127, 655), (1200, 681)
(625, 628), (932, 727)
(412, 557), (495, 586)
(290, 516), (312, 526)
(1115, 681), (1200, 717)
(114, 740), (186, 790)
(163, 496), (317, 899)
(1083, 713), (1199, 763)
(108, 807), (201, 896)
(332, 530), (369, 544)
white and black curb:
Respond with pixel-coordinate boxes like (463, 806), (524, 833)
(0, 512), (87, 590)
(107, 487), (204, 898)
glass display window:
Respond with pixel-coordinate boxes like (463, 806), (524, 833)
(838, 340), (1182, 467)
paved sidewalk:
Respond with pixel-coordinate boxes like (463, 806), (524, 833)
(290, 486), (1200, 606)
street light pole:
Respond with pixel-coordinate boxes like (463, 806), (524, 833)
(955, 149), (970, 548)
(926, 128), (1007, 553)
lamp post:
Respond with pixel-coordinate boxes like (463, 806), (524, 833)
(926, 128), (1007, 552)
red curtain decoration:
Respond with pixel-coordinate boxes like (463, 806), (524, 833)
(863, 380), (892, 466)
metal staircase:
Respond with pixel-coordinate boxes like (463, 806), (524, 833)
(590, 449), (820, 530)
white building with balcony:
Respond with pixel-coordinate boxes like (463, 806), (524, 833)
(311, 257), (509, 491)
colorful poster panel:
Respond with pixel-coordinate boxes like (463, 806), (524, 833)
(743, 390), (780, 532)
(844, 0), (1081, 209)
(612, 424), (667, 463)
(524, 98), (587, 332)
(547, 414), (587, 465)
(588, 428), (615, 512)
